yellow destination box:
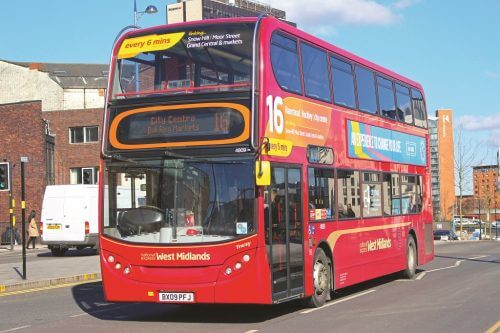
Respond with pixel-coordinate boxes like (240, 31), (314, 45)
(118, 32), (185, 59)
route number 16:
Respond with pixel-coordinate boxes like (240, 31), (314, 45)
(266, 95), (284, 134)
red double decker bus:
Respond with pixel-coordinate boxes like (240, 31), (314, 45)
(100, 16), (433, 307)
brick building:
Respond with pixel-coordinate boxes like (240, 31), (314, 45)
(0, 101), (47, 235)
(43, 108), (103, 185)
(472, 165), (500, 222)
(0, 61), (107, 239)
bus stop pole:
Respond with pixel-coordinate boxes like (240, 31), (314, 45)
(20, 158), (27, 280)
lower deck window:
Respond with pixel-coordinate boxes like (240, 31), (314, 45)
(308, 168), (335, 220)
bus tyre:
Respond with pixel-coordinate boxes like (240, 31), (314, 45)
(51, 248), (67, 257)
(402, 236), (417, 279)
(307, 248), (331, 308)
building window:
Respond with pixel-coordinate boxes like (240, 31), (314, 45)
(69, 126), (98, 144)
(46, 135), (55, 185)
(70, 167), (98, 184)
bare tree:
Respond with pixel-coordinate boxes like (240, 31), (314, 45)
(454, 126), (487, 238)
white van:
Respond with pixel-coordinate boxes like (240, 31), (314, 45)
(41, 185), (99, 256)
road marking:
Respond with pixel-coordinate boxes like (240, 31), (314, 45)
(467, 255), (488, 260)
(301, 289), (376, 314)
(0, 325), (31, 333)
(486, 320), (500, 333)
(244, 330), (259, 333)
(425, 260), (463, 273)
(396, 271), (427, 282)
(70, 313), (88, 318)
(0, 279), (102, 297)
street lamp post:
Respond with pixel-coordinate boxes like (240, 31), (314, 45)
(132, 0), (158, 93)
(133, 0), (158, 27)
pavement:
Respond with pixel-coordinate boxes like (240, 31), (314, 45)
(0, 244), (101, 294)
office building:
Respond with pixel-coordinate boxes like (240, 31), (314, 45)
(429, 109), (456, 222)
(167, 0), (287, 24)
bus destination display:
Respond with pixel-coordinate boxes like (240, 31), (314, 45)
(112, 104), (249, 148)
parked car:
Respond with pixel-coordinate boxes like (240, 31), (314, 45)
(433, 229), (458, 241)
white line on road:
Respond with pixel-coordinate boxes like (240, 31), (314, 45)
(0, 325), (31, 333)
(396, 271), (427, 282)
(425, 255), (490, 274)
(467, 255), (488, 260)
(425, 260), (463, 273)
(244, 330), (260, 333)
(70, 313), (89, 318)
(301, 289), (376, 314)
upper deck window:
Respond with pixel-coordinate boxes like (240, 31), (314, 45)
(300, 43), (331, 102)
(331, 57), (356, 109)
(270, 32), (302, 94)
(411, 89), (428, 128)
(111, 23), (254, 99)
(355, 66), (377, 114)
(377, 76), (396, 120)
(396, 83), (413, 125)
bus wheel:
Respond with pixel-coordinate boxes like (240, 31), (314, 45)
(307, 248), (331, 308)
(402, 236), (417, 279)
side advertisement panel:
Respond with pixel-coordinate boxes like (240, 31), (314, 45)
(348, 120), (426, 166)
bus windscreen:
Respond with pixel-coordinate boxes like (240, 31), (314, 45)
(111, 23), (255, 99)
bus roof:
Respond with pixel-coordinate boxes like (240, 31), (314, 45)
(114, 16), (423, 91)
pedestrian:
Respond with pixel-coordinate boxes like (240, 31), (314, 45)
(26, 210), (39, 249)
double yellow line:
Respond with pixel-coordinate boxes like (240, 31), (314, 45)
(0, 276), (101, 297)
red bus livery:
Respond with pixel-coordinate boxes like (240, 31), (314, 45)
(100, 16), (433, 307)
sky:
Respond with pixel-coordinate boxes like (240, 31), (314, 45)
(1, 0), (499, 164)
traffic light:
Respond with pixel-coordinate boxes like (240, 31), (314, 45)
(0, 162), (10, 191)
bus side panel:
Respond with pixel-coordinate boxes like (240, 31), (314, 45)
(331, 220), (408, 289)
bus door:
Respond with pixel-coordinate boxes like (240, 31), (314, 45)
(266, 165), (304, 302)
